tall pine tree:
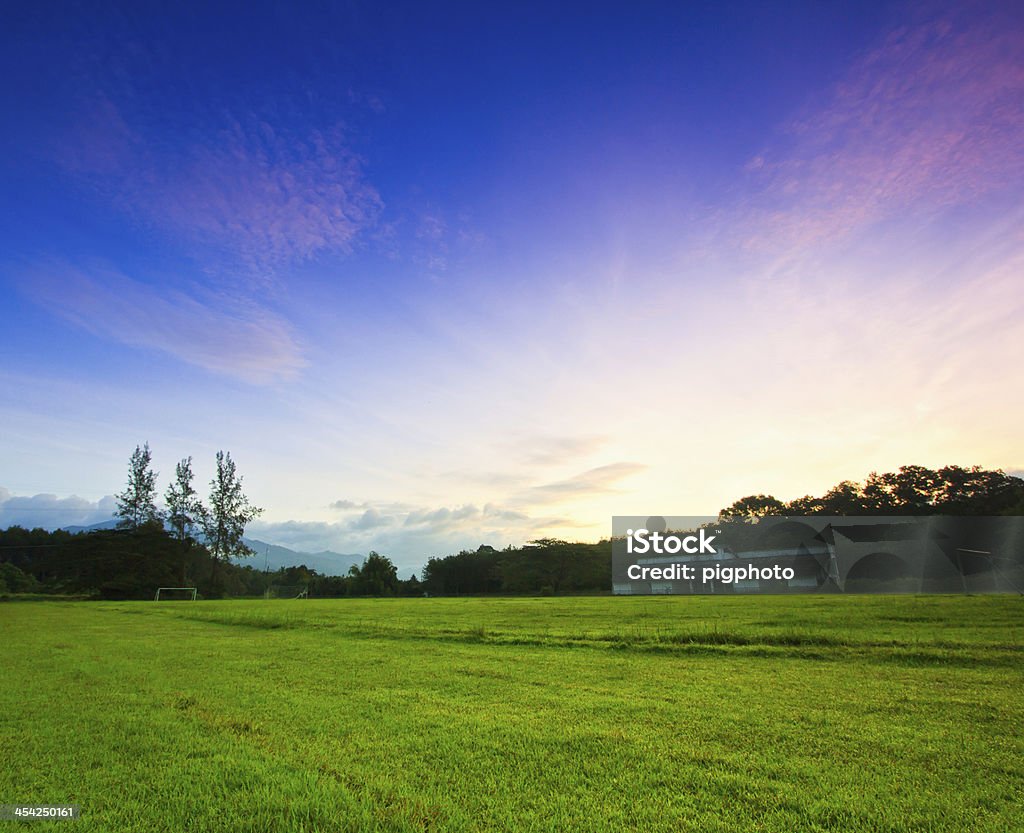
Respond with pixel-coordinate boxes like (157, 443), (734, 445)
(165, 456), (205, 584)
(202, 451), (262, 595)
(115, 443), (162, 529)
(165, 457), (204, 543)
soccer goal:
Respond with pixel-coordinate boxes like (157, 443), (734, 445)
(154, 587), (198, 601)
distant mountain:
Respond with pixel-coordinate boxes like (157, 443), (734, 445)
(239, 538), (364, 576)
(59, 522), (363, 576)
(61, 519), (119, 533)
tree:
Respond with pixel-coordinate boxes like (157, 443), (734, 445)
(935, 465), (1024, 514)
(202, 451), (262, 595)
(0, 561), (41, 594)
(348, 552), (398, 596)
(165, 457), (204, 542)
(718, 494), (785, 522)
(398, 573), (423, 597)
(720, 465), (1024, 519)
(115, 443), (162, 529)
(518, 539), (575, 595)
(165, 457), (205, 583)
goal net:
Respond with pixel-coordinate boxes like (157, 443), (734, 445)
(154, 587), (198, 601)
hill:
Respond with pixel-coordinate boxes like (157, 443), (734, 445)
(239, 538), (363, 576)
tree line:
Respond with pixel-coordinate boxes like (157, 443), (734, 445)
(296, 553), (425, 597)
(419, 540), (613, 596)
(719, 465), (1024, 520)
(416, 466), (1024, 595)
(0, 526), (421, 600)
(1, 462), (1021, 598)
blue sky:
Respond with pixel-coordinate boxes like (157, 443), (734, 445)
(2, 1), (1022, 575)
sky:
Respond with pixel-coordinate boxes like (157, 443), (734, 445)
(1, 1), (1022, 575)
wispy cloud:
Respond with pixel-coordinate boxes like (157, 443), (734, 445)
(158, 118), (382, 271)
(513, 462), (647, 507)
(25, 262), (306, 383)
(517, 434), (608, 466)
(736, 9), (1024, 254)
(658, 5), (1024, 472)
(59, 99), (382, 276)
(35, 92), (384, 382)
(405, 205), (487, 279)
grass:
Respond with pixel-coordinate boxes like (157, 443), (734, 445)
(2, 595), (1022, 832)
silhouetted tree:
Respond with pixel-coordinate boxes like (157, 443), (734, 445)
(718, 465), (1024, 519)
(202, 451), (262, 596)
(422, 540), (610, 595)
(166, 457), (204, 542)
(165, 456), (205, 583)
(348, 551), (398, 596)
(115, 443), (162, 529)
(719, 494), (786, 522)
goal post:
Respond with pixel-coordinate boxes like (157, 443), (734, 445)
(154, 587), (198, 601)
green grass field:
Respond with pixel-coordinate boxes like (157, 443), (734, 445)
(3, 595), (1023, 832)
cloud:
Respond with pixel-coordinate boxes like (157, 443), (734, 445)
(59, 100), (382, 275)
(482, 503), (530, 522)
(0, 488), (117, 529)
(514, 462), (647, 507)
(736, 9), (1024, 254)
(329, 499), (368, 511)
(250, 498), (593, 575)
(38, 95), (383, 381)
(518, 434), (608, 466)
(416, 213), (447, 242)
(404, 504), (479, 527)
(655, 4), (1024, 468)
(348, 508), (395, 531)
(407, 206), (486, 278)
(1, 481), (604, 576)
(25, 262), (306, 384)
(158, 118), (382, 271)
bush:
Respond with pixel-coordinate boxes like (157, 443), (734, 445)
(0, 562), (40, 594)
